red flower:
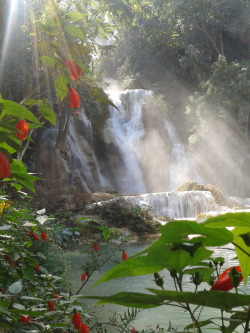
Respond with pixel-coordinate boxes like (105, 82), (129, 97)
(48, 300), (54, 311)
(27, 231), (40, 240)
(93, 243), (99, 251)
(41, 231), (47, 241)
(72, 310), (82, 329)
(21, 315), (30, 323)
(131, 328), (136, 333)
(0, 152), (11, 179)
(68, 85), (80, 109)
(211, 265), (243, 291)
(80, 323), (90, 333)
(15, 119), (29, 140)
(36, 266), (40, 271)
(53, 292), (60, 299)
(0, 288), (4, 293)
(81, 272), (86, 281)
(122, 250), (127, 261)
(64, 59), (82, 80)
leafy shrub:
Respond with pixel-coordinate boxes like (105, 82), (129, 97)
(99, 200), (160, 235)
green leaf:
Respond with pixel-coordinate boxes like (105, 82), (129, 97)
(233, 227), (250, 284)
(50, 323), (68, 328)
(183, 267), (214, 284)
(91, 87), (119, 110)
(65, 25), (85, 39)
(0, 135), (22, 153)
(39, 105), (56, 125)
(55, 76), (68, 101)
(11, 309), (44, 316)
(185, 319), (213, 330)
(148, 289), (250, 311)
(22, 267), (36, 283)
(152, 220), (233, 248)
(81, 292), (164, 308)
(66, 12), (87, 22)
(10, 160), (40, 192)
(93, 256), (165, 286)
(1, 100), (40, 124)
(13, 303), (25, 310)
(148, 245), (213, 271)
(224, 311), (248, 333)
(9, 281), (22, 294)
(203, 212), (250, 228)
(37, 252), (47, 259)
(40, 56), (57, 68)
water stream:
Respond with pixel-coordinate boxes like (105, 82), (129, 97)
(68, 241), (249, 332)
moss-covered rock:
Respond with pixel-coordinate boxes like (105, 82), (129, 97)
(176, 181), (226, 205)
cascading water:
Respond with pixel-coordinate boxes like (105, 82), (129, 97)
(103, 89), (150, 193)
(103, 89), (201, 193)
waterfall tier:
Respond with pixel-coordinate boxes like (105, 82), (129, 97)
(86, 191), (218, 219)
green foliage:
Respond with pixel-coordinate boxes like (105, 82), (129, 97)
(85, 212), (250, 332)
(99, 200), (160, 235)
(186, 56), (250, 145)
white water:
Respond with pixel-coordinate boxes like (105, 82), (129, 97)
(104, 89), (202, 193)
(86, 191), (218, 219)
(103, 90), (150, 193)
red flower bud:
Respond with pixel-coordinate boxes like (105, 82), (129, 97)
(15, 119), (29, 140)
(80, 323), (90, 333)
(68, 86), (80, 109)
(72, 310), (82, 329)
(21, 315), (30, 323)
(81, 272), (86, 281)
(122, 250), (127, 261)
(53, 292), (60, 299)
(36, 266), (40, 271)
(211, 265), (243, 291)
(93, 243), (99, 251)
(41, 231), (47, 241)
(48, 300), (54, 311)
(131, 328), (136, 333)
(0, 152), (11, 179)
(64, 59), (82, 80)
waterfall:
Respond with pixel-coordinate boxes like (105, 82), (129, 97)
(103, 89), (150, 193)
(86, 191), (218, 219)
(103, 89), (201, 193)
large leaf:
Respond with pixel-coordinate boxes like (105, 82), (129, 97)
(40, 56), (57, 67)
(9, 281), (22, 294)
(0, 135), (22, 153)
(66, 11), (87, 22)
(203, 212), (250, 228)
(158, 220), (234, 247)
(23, 99), (56, 125)
(39, 105), (56, 125)
(232, 227), (250, 284)
(55, 76), (68, 101)
(81, 292), (164, 308)
(65, 25), (86, 39)
(10, 160), (40, 192)
(93, 255), (165, 286)
(148, 289), (250, 311)
(148, 245), (213, 272)
(1, 100), (40, 124)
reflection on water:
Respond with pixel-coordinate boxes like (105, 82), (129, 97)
(68, 242), (249, 332)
